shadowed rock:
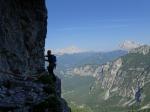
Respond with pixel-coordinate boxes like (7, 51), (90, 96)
(0, 0), (47, 81)
(0, 0), (70, 112)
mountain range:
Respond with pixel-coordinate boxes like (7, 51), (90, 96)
(56, 45), (150, 112)
(56, 50), (127, 78)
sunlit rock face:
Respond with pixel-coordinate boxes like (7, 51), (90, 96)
(0, 0), (47, 81)
(120, 40), (141, 51)
(70, 46), (150, 108)
(130, 45), (150, 55)
(98, 46), (150, 105)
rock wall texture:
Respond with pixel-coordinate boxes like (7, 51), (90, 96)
(0, 0), (70, 112)
(0, 0), (47, 81)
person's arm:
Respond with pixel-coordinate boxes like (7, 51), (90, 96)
(45, 55), (48, 61)
(45, 59), (48, 62)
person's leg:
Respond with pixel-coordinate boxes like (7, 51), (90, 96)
(48, 65), (56, 81)
(49, 67), (54, 74)
(51, 66), (56, 81)
(47, 66), (50, 74)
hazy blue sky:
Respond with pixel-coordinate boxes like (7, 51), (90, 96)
(45, 0), (150, 51)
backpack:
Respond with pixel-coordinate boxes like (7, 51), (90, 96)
(52, 55), (56, 68)
(52, 55), (56, 63)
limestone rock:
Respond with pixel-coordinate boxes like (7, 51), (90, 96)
(0, 0), (70, 112)
(0, 0), (47, 81)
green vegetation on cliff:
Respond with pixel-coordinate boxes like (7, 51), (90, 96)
(60, 46), (150, 112)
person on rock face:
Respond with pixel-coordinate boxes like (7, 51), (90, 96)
(45, 50), (56, 81)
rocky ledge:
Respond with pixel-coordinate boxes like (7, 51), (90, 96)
(0, 72), (70, 112)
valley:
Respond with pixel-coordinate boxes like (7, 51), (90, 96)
(56, 46), (150, 112)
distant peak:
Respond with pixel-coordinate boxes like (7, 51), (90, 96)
(55, 46), (86, 55)
(119, 40), (142, 51)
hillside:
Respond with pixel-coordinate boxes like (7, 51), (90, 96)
(61, 46), (150, 112)
(56, 50), (127, 78)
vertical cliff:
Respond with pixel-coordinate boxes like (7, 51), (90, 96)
(0, 0), (46, 80)
(0, 0), (70, 112)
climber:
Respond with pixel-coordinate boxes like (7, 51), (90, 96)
(45, 50), (57, 81)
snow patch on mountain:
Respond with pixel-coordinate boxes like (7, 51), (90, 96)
(120, 40), (141, 51)
(55, 46), (86, 55)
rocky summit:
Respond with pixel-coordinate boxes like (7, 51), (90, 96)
(0, 0), (70, 112)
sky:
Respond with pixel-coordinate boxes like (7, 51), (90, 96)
(45, 0), (150, 52)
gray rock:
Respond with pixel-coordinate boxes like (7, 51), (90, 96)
(0, 0), (47, 81)
(0, 0), (70, 112)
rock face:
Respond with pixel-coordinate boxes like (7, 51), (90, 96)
(72, 46), (150, 96)
(130, 45), (150, 55)
(71, 46), (150, 110)
(120, 40), (141, 51)
(0, 0), (47, 81)
(91, 46), (150, 108)
(0, 0), (70, 112)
